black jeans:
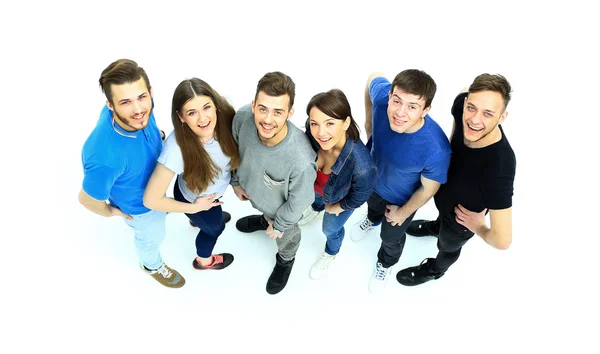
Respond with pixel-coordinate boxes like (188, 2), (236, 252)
(433, 211), (475, 273)
(367, 192), (416, 268)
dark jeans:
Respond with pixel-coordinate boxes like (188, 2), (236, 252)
(432, 211), (475, 273)
(367, 192), (416, 268)
(174, 179), (225, 258)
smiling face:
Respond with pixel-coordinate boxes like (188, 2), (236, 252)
(387, 87), (430, 134)
(252, 91), (294, 146)
(178, 95), (217, 143)
(107, 77), (153, 132)
(308, 106), (349, 152)
(462, 90), (508, 148)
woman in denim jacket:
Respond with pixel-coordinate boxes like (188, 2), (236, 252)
(299, 89), (377, 280)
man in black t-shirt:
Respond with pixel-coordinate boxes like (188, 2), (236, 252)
(397, 74), (516, 286)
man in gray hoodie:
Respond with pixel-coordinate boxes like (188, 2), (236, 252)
(231, 71), (317, 295)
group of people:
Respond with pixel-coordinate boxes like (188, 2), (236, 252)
(79, 58), (516, 295)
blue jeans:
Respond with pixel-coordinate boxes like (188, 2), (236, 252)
(174, 178), (225, 258)
(313, 193), (354, 256)
(124, 209), (166, 270)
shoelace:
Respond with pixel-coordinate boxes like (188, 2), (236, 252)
(300, 208), (315, 221)
(359, 217), (374, 231)
(212, 254), (223, 265)
(374, 262), (388, 281)
(157, 264), (173, 278)
(299, 211), (309, 221)
(411, 259), (434, 277)
(314, 254), (333, 270)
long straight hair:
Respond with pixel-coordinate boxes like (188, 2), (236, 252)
(171, 78), (240, 193)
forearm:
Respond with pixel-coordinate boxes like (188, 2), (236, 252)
(143, 195), (196, 214)
(80, 200), (115, 217)
(230, 169), (240, 187)
(364, 86), (373, 139)
(78, 189), (115, 217)
(399, 185), (436, 216)
(339, 168), (377, 210)
(340, 187), (373, 210)
(476, 226), (511, 250)
(273, 168), (316, 231)
(274, 195), (313, 231)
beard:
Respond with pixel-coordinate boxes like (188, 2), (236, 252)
(114, 106), (152, 132)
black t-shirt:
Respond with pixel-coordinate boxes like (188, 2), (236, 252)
(434, 92), (516, 213)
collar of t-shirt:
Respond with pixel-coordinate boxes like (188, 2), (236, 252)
(111, 116), (141, 139)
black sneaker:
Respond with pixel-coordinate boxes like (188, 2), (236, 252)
(236, 214), (269, 233)
(266, 253), (295, 295)
(396, 258), (444, 286)
(406, 218), (440, 237)
(190, 211), (232, 228)
(192, 253), (234, 270)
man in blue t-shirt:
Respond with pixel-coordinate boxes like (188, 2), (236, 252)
(399, 74), (515, 286)
(78, 59), (185, 288)
(351, 70), (451, 293)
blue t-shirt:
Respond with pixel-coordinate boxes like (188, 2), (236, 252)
(369, 76), (451, 205)
(81, 105), (162, 215)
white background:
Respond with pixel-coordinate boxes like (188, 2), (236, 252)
(1, 1), (598, 353)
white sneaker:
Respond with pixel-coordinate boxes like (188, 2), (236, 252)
(350, 215), (379, 241)
(309, 252), (336, 280)
(368, 262), (391, 293)
(298, 207), (323, 226)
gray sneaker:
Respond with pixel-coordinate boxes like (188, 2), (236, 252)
(141, 262), (185, 288)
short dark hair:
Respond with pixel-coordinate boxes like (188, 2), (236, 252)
(390, 69), (437, 108)
(254, 71), (295, 109)
(99, 59), (151, 105)
(469, 74), (512, 111)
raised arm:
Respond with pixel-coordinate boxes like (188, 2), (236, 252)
(450, 87), (470, 141)
(364, 72), (385, 139)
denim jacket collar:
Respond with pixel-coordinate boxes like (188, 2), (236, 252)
(330, 139), (355, 175)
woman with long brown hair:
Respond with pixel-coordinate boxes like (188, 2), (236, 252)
(144, 78), (240, 270)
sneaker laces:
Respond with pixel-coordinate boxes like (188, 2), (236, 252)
(299, 209), (310, 221)
(411, 259), (437, 277)
(156, 264), (173, 279)
(374, 262), (389, 281)
(314, 253), (334, 271)
(359, 217), (374, 231)
(300, 208), (316, 221)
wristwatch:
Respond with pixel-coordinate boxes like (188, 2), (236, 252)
(272, 228), (284, 236)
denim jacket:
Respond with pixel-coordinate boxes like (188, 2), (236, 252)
(306, 127), (377, 210)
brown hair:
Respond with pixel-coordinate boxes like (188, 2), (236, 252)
(305, 89), (360, 142)
(171, 78), (240, 194)
(469, 74), (512, 111)
(254, 71), (295, 109)
(99, 59), (151, 105)
(390, 69), (437, 108)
